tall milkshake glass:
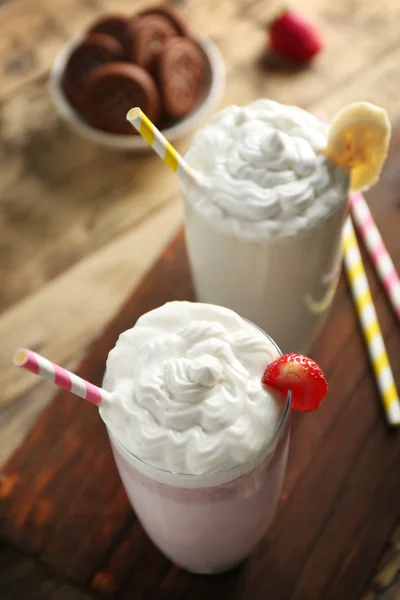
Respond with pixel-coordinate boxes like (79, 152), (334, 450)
(181, 100), (349, 354)
(101, 302), (291, 574)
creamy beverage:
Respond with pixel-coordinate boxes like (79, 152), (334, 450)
(101, 301), (290, 573)
(182, 100), (349, 353)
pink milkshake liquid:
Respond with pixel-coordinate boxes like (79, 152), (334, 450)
(102, 302), (290, 574)
(107, 395), (290, 574)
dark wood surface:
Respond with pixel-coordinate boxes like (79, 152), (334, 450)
(0, 544), (95, 600)
(1, 132), (400, 600)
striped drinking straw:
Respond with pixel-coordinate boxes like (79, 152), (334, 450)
(126, 108), (205, 186)
(349, 192), (400, 323)
(342, 219), (400, 427)
(13, 348), (112, 406)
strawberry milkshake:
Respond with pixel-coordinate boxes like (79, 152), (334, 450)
(100, 302), (328, 573)
(101, 301), (295, 573)
(181, 99), (350, 353)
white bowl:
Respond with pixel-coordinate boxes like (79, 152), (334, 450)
(49, 33), (226, 151)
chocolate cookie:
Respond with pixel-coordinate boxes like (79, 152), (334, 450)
(132, 4), (190, 37)
(62, 33), (124, 111)
(82, 62), (160, 135)
(157, 37), (206, 119)
(88, 14), (132, 58)
(129, 14), (178, 74)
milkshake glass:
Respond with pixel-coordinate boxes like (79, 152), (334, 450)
(182, 100), (349, 354)
(101, 302), (290, 574)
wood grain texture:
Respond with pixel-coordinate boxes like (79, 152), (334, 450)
(0, 544), (96, 600)
(1, 122), (400, 597)
(0, 198), (183, 409)
(362, 519), (400, 600)
(0, 354), (82, 465)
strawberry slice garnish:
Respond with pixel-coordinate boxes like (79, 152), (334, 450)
(262, 353), (328, 412)
(268, 9), (324, 62)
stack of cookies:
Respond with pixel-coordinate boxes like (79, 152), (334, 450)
(61, 3), (207, 135)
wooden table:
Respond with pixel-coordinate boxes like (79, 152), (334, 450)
(1, 0), (400, 597)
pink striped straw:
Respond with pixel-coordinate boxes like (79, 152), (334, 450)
(349, 192), (400, 323)
(13, 348), (112, 406)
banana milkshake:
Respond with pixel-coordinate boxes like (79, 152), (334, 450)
(101, 301), (292, 573)
(181, 100), (389, 353)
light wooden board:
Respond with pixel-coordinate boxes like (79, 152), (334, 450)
(0, 198), (183, 411)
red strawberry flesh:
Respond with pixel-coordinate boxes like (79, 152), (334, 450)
(268, 9), (323, 62)
(262, 353), (328, 412)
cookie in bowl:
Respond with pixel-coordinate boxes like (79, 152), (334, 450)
(50, 3), (225, 150)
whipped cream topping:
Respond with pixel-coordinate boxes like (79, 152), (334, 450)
(183, 100), (349, 238)
(101, 302), (281, 476)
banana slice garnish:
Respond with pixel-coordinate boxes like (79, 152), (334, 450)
(325, 102), (391, 192)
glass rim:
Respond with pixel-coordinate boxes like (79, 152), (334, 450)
(104, 319), (291, 481)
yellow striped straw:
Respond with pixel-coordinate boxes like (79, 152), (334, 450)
(342, 217), (400, 427)
(126, 107), (204, 186)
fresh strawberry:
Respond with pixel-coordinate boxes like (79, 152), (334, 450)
(262, 353), (328, 412)
(268, 8), (323, 62)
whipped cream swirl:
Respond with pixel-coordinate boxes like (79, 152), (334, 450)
(101, 302), (281, 476)
(183, 100), (349, 237)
